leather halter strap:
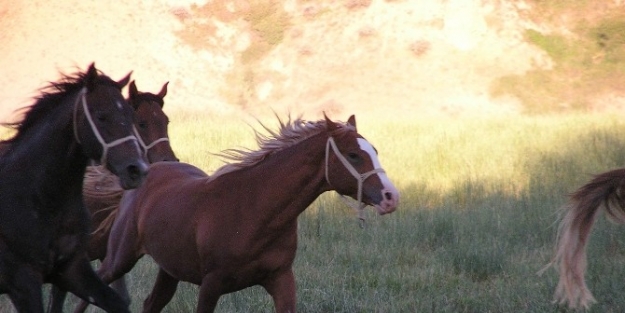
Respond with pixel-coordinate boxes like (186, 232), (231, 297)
(73, 88), (138, 166)
(325, 137), (385, 223)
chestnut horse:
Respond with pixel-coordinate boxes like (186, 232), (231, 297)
(545, 168), (625, 309)
(47, 80), (178, 313)
(126, 80), (177, 164)
(76, 114), (399, 312)
(0, 63), (148, 312)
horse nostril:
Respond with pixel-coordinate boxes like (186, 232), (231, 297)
(384, 192), (393, 201)
(127, 164), (142, 180)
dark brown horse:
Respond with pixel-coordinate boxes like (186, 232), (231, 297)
(76, 114), (399, 312)
(87, 80), (178, 262)
(0, 63), (148, 312)
(543, 168), (625, 309)
(47, 80), (178, 313)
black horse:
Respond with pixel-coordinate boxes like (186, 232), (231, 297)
(47, 80), (179, 313)
(0, 63), (148, 312)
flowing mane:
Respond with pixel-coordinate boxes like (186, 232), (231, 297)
(210, 116), (355, 180)
(1, 68), (118, 145)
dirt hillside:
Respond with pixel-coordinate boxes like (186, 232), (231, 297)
(0, 0), (548, 122)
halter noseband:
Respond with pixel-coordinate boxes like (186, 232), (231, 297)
(73, 87), (138, 166)
(324, 136), (386, 223)
(133, 127), (170, 160)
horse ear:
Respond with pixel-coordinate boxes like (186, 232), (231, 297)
(157, 82), (169, 101)
(129, 80), (138, 97)
(116, 71), (132, 89)
(128, 81), (139, 109)
(324, 112), (338, 132)
(347, 115), (356, 130)
(85, 63), (98, 91)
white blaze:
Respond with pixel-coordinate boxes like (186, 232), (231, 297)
(357, 138), (394, 188)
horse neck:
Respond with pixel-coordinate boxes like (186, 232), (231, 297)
(3, 93), (88, 194)
(236, 132), (330, 228)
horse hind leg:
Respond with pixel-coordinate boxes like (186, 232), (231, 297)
(142, 268), (180, 313)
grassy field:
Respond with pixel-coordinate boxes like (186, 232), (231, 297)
(3, 111), (625, 312)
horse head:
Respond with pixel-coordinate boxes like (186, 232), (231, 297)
(74, 63), (148, 189)
(324, 114), (399, 216)
(128, 81), (178, 163)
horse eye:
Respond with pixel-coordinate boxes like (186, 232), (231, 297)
(96, 114), (107, 122)
(138, 121), (148, 129)
(347, 152), (359, 161)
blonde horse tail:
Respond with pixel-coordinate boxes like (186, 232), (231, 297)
(550, 168), (625, 309)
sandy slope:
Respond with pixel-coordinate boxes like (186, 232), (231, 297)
(0, 0), (547, 122)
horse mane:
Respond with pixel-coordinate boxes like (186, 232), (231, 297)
(1, 68), (118, 145)
(209, 115), (355, 181)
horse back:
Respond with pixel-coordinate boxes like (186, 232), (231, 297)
(149, 161), (208, 179)
(122, 162), (209, 219)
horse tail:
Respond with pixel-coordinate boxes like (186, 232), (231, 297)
(551, 168), (625, 309)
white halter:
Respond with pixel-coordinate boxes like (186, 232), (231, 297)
(72, 87), (138, 166)
(324, 136), (385, 224)
(133, 127), (170, 160)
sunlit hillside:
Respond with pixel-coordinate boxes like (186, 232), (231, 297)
(1, 0), (624, 122)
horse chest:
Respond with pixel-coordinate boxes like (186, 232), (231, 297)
(0, 198), (88, 269)
(42, 201), (90, 264)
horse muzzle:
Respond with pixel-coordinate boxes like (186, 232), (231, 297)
(373, 188), (399, 215)
(117, 160), (148, 189)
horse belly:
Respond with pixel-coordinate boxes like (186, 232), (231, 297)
(146, 245), (203, 285)
(140, 217), (204, 285)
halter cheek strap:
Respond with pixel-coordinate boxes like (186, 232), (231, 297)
(325, 137), (385, 223)
(73, 87), (138, 166)
(133, 126), (170, 160)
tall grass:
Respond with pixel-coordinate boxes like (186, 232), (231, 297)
(2, 111), (625, 312)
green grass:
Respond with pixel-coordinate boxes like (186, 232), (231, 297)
(3, 112), (625, 312)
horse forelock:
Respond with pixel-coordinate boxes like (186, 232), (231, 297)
(131, 92), (165, 107)
(209, 116), (355, 180)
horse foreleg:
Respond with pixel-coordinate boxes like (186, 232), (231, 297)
(46, 286), (67, 313)
(74, 273), (132, 313)
(75, 206), (143, 313)
(142, 268), (180, 313)
(262, 269), (297, 313)
(54, 254), (129, 313)
(110, 275), (131, 304)
(7, 265), (45, 313)
(197, 273), (224, 313)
